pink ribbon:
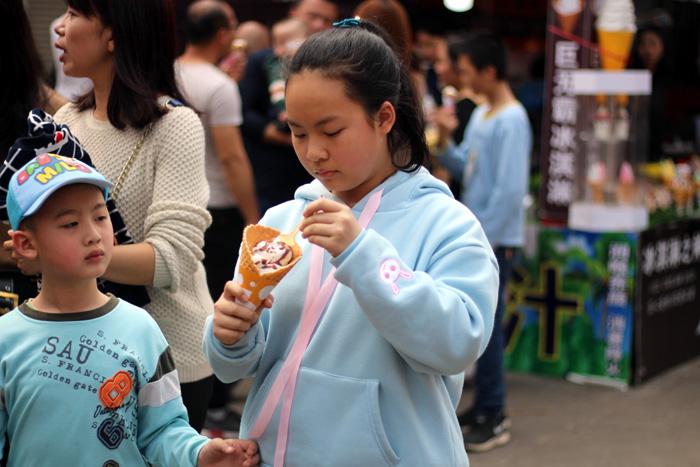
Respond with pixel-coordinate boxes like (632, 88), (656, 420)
(248, 190), (383, 466)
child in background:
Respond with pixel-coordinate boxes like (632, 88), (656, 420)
(204, 20), (499, 466)
(0, 155), (259, 467)
(266, 18), (308, 128)
(437, 31), (532, 452)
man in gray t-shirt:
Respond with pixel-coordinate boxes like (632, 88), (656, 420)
(176, 0), (260, 438)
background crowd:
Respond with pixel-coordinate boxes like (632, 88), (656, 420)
(2, 0), (699, 465)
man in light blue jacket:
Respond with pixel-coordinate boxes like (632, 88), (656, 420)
(437, 30), (532, 453)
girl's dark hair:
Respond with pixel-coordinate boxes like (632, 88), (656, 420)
(628, 26), (672, 80)
(67, 0), (186, 130)
(1, 0), (47, 155)
(287, 20), (429, 172)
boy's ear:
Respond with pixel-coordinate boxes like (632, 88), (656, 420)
(376, 101), (396, 135)
(484, 64), (497, 81)
(11, 230), (38, 260)
(103, 26), (114, 53)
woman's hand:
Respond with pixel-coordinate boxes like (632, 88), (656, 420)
(213, 281), (273, 346)
(300, 198), (362, 257)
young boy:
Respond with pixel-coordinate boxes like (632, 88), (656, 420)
(0, 154), (259, 467)
(436, 31), (532, 452)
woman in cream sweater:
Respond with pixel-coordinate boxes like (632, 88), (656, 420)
(51, 0), (215, 430)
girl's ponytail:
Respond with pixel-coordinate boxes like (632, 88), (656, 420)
(389, 63), (429, 172)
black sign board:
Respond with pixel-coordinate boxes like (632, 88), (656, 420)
(635, 219), (700, 384)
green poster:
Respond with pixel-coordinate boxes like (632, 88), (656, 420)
(504, 227), (636, 388)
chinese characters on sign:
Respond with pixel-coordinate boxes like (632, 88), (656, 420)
(636, 220), (700, 385)
(547, 43), (580, 208)
(640, 230), (700, 314)
(540, 2), (594, 223)
(605, 242), (631, 376)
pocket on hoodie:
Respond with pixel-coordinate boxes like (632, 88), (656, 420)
(284, 366), (401, 467)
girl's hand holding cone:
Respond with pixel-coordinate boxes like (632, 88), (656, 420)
(213, 281), (274, 346)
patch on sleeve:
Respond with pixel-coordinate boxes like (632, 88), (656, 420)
(379, 258), (413, 295)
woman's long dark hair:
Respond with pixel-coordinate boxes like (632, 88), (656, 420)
(67, 0), (187, 130)
(0, 0), (46, 155)
(287, 20), (429, 171)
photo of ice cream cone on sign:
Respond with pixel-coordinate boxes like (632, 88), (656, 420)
(616, 161), (638, 204)
(587, 161), (607, 203)
(552, 0), (584, 34)
(236, 224), (302, 310)
(596, 0), (636, 70)
(596, 0), (637, 107)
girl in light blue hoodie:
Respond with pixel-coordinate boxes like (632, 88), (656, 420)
(203, 19), (499, 467)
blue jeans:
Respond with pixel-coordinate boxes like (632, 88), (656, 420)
(473, 247), (514, 416)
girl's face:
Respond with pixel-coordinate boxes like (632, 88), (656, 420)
(639, 30), (664, 72)
(54, 7), (114, 80)
(286, 70), (396, 206)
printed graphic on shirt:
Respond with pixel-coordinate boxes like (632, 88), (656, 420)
(35, 328), (153, 447)
(379, 258), (413, 295)
(99, 371), (134, 409)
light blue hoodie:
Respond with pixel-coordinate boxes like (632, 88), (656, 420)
(203, 167), (498, 467)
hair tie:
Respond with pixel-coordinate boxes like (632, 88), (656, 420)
(333, 17), (361, 29)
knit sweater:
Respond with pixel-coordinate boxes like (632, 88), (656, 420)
(54, 102), (214, 383)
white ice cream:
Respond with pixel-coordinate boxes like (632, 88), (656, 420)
(596, 0), (637, 31)
(252, 239), (294, 273)
(553, 0), (582, 16)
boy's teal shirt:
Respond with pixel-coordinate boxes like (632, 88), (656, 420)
(0, 296), (207, 466)
(204, 168), (499, 466)
(440, 102), (532, 247)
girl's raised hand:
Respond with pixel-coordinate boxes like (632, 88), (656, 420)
(300, 198), (362, 257)
(213, 281), (273, 346)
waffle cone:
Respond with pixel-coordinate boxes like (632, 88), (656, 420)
(557, 12), (581, 34)
(616, 182), (637, 204)
(236, 224), (302, 309)
(597, 29), (635, 70)
(588, 180), (606, 203)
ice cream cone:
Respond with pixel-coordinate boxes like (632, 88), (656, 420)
(587, 161), (607, 203)
(595, 0), (637, 107)
(616, 161), (637, 204)
(597, 29), (635, 106)
(588, 181), (606, 203)
(557, 12), (582, 33)
(236, 224), (302, 309)
(553, 0), (583, 33)
(597, 29), (635, 70)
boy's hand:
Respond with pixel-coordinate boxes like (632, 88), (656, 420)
(197, 438), (259, 467)
(301, 198), (362, 257)
(213, 281), (273, 346)
(434, 106), (458, 149)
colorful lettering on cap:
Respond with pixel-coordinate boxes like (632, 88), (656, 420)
(16, 154), (92, 186)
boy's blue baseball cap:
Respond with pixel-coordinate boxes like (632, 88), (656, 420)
(6, 153), (112, 230)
